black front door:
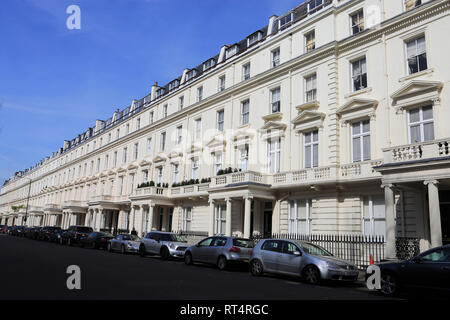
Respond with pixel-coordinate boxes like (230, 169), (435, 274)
(263, 202), (273, 238)
(439, 191), (450, 245)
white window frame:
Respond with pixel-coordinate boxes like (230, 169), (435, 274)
(173, 163), (179, 184)
(122, 147), (127, 164)
(351, 57), (367, 92)
(351, 120), (371, 163)
(217, 110), (224, 132)
(350, 9), (364, 35)
(242, 63), (250, 81)
(305, 30), (315, 52)
(179, 96), (184, 110)
(214, 152), (222, 175)
(176, 126), (183, 144)
(268, 138), (281, 173)
(271, 48), (280, 68)
(133, 143), (139, 160)
(270, 87), (281, 114)
(408, 105), (434, 143)
(361, 195), (386, 237)
(241, 99), (250, 125)
(197, 86), (203, 102)
(303, 130), (319, 168)
(238, 145), (249, 172)
(288, 199), (311, 235)
(146, 137), (152, 155)
(405, 36), (427, 75)
(194, 118), (202, 140)
(191, 157), (199, 180)
(160, 132), (166, 151)
(182, 207), (193, 232)
(156, 166), (163, 184)
(215, 204), (226, 235)
(219, 75), (226, 92)
(304, 74), (317, 102)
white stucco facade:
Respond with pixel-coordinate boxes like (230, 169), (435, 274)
(1, 0), (449, 259)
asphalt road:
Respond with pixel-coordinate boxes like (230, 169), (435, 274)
(0, 234), (391, 300)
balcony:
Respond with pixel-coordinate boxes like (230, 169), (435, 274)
(268, 160), (383, 188)
(133, 186), (167, 197)
(382, 138), (450, 164)
(170, 183), (210, 197)
(63, 200), (87, 208)
(209, 171), (266, 188)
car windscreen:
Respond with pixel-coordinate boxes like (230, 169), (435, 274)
(122, 234), (140, 241)
(233, 238), (255, 248)
(297, 242), (333, 257)
(76, 227), (93, 233)
(99, 232), (113, 237)
(160, 233), (187, 242)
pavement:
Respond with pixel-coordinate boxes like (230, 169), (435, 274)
(0, 234), (394, 300)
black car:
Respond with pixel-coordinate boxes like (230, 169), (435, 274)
(0, 225), (7, 233)
(27, 227), (42, 239)
(377, 244), (450, 296)
(60, 225), (93, 245)
(11, 226), (25, 236)
(49, 228), (66, 242)
(80, 232), (114, 249)
(38, 226), (62, 241)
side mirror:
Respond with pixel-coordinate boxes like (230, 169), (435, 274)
(293, 251), (302, 256)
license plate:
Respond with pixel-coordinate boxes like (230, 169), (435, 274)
(243, 259), (249, 263)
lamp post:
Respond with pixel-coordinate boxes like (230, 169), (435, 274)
(23, 177), (32, 226)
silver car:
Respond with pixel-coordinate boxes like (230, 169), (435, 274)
(139, 231), (188, 259)
(249, 239), (359, 284)
(107, 234), (141, 254)
(184, 236), (254, 270)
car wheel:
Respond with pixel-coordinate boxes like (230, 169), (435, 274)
(184, 252), (193, 265)
(139, 245), (146, 258)
(121, 245), (126, 254)
(303, 265), (321, 285)
(217, 256), (227, 271)
(380, 272), (399, 297)
(250, 259), (263, 276)
(161, 247), (170, 260)
(67, 238), (71, 246)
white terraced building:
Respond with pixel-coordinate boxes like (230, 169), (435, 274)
(1, 0), (449, 260)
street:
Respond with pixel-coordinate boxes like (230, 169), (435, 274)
(0, 234), (392, 300)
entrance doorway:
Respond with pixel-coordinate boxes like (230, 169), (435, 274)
(263, 201), (272, 238)
(439, 190), (450, 245)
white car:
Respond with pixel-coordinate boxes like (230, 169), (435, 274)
(107, 234), (141, 254)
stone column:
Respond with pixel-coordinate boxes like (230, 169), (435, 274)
(383, 184), (396, 259)
(130, 206), (136, 232)
(424, 180), (442, 247)
(226, 197), (232, 236)
(244, 196), (252, 238)
(209, 200), (215, 236)
(148, 204), (155, 232)
(135, 205), (144, 236)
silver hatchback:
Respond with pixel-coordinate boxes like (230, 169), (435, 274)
(184, 236), (254, 270)
(139, 231), (188, 259)
(250, 239), (359, 284)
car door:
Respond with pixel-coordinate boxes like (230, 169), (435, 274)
(208, 237), (227, 264)
(278, 241), (303, 275)
(259, 240), (283, 273)
(113, 235), (122, 250)
(192, 237), (215, 263)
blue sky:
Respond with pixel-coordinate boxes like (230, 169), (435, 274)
(0, 0), (304, 184)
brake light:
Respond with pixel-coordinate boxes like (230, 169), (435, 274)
(100, 238), (106, 242)
(229, 246), (240, 253)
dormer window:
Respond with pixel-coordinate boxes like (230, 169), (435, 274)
(247, 31), (262, 47)
(308, 0), (324, 13)
(185, 69), (197, 82)
(404, 0), (422, 12)
(225, 45), (239, 59)
(156, 88), (165, 99)
(203, 58), (216, 71)
(279, 12), (293, 28)
(169, 79), (180, 91)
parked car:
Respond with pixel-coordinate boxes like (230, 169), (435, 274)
(249, 239), (359, 284)
(108, 234), (141, 254)
(27, 227), (42, 239)
(38, 226), (62, 241)
(11, 226), (26, 237)
(22, 227), (33, 238)
(80, 232), (114, 249)
(184, 236), (254, 270)
(139, 231), (188, 259)
(49, 228), (66, 242)
(0, 225), (7, 233)
(376, 244), (450, 297)
(60, 226), (93, 245)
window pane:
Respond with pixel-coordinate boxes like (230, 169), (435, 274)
(312, 144), (318, 167)
(352, 122), (361, 135)
(312, 130), (318, 142)
(353, 137), (361, 162)
(304, 132), (311, 144)
(363, 135), (371, 161)
(305, 145), (311, 168)
(422, 106), (433, 120)
(423, 123), (434, 141)
(409, 108), (420, 123)
(416, 37), (426, 54)
(362, 120), (370, 133)
(410, 125), (421, 143)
